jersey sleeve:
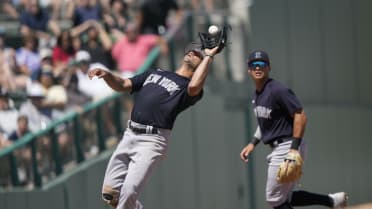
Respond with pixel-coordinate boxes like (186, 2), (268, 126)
(177, 88), (204, 112)
(253, 126), (262, 139)
(129, 69), (156, 93)
(275, 87), (303, 115)
(186, 89), (203, 106)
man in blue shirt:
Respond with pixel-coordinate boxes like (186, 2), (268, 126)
(240, 50), (347, 209)
(88, 44), (220, 209)
(19, 0), (60, 38)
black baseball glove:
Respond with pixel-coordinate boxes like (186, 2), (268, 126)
(198, 25), (230, 54)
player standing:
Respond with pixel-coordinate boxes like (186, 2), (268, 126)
(88, 44), (220, 209)
(240, 50), (347, 209)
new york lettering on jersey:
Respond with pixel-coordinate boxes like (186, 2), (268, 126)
(143, 73), (181, 95)
(253, 105), (272, 119)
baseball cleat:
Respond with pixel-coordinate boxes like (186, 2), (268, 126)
(329, 192), (348, 209)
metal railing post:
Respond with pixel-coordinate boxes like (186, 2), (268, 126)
(8, 153), (20, 186)
(96, 106), (106, 152)
(50, 129), (63, 175)
(73, 116), (85, 163)
(30, 140), (42, 187)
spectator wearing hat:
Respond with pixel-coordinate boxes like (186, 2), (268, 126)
(73, 50), (116, 138)
(62, 71), (92, 113)
(18, 83), (70, 178)
(73, 50), (114, 101)
(19, 82), (50, 132)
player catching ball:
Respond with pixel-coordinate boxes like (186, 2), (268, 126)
(240, 50), (348, 209)
(88, 25), (228, 209)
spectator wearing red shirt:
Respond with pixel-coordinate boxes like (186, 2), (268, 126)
(52, 30), (76, 68)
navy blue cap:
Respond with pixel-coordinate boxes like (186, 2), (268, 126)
(247, 50), (270, 64)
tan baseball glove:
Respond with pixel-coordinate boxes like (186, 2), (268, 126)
(277, 151), (303, 183)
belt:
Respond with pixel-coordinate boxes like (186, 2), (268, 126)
(269, 137), (293, 148)
(128, 120), (159, 134)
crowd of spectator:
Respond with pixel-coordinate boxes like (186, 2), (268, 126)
(0, 0), (185, 188)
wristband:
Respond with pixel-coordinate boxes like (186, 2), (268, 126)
(205, 54), (214, 59)
(290, 137), (302, 150)
(251, 137), (260, 146)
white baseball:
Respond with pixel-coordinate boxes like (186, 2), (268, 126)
(208, 25), (219, 35)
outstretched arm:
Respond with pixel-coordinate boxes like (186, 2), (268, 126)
(88, 68), (132, 92)
(187, 46), (219, 96)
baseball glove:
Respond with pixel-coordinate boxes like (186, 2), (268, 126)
(198, 25), (230, 53)
(276, 152), (303, 183)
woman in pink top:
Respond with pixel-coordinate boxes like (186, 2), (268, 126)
(111, 23), (167, 78)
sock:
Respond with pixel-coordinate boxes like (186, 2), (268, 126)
(290, 190), (333, 207)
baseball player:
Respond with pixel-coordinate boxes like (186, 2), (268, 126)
(240, 50), (348, 209)
(88, 44), (221, 209)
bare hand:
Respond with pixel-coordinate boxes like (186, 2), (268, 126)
(204, 46), (220, 57)
(240, 143), (255, 163)
(88, 68), (108, 80)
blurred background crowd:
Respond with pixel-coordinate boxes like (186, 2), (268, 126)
(0, 0), (243, 188)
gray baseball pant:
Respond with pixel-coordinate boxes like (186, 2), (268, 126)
(102, 127), (171, 209)
(265, 140), (307, 207)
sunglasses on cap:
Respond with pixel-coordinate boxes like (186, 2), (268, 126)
(248, 61), (269, 69)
